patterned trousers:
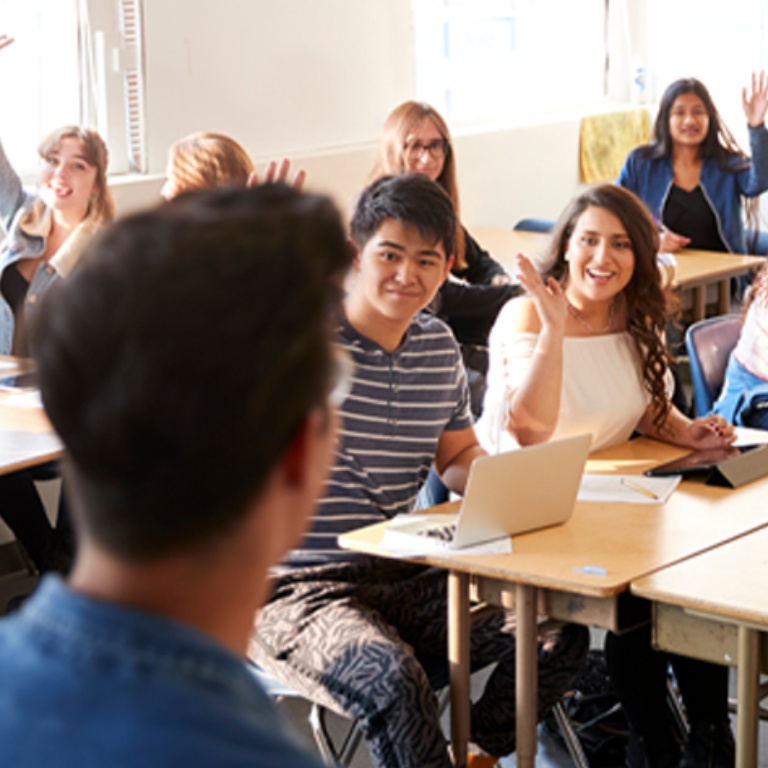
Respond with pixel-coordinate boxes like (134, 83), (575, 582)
(250, 559), (588, 768)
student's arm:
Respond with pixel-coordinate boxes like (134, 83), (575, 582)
(501, 254), (567, 446)
(636, 404), (736, 450)
(434, 425), (486, 495)
(740, 71), (768, 196)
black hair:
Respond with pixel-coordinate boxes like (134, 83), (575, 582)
(642, 78), (748, 172)
(31, 184), (352, 559)
(350, 174), (456, 259)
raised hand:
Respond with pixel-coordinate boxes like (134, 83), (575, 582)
(743, 70), (768, 128)
(513, 253), (567, 334)
(248, 158), (306, 191)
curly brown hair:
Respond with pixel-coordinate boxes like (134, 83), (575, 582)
(543, 183), (674, 431)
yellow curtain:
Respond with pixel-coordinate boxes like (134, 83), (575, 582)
(580, 109), (650, 184)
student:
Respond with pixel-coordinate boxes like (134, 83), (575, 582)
(250, 173), (588, 768)
(712, 260), (768, 428)
(0, 184), (352, 767)
(161, 131), (306, 199)
(476, 183), (736, 768)
(369, 100), (521, 413)
(0, 36), (115, 575)
(618, 72), (768, 256)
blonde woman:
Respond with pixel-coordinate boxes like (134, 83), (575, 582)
(370, 101), (520, 414)
(161, 131), (305, 199)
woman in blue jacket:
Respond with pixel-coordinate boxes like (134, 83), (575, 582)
(0, 36), (114, 578)
(618, 72), (768, 256)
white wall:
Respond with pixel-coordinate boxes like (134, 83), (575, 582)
(108, 0), (584, 225)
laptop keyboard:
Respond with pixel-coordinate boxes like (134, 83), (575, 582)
(417, 523), (457, 543)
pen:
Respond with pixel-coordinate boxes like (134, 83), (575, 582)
(621, 477), (659, 500)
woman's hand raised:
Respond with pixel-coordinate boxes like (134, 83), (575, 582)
(743, 70), (768, 128)
(513, 253), (567, 335)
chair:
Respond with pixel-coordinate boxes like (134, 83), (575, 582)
(684, 314), (742, 417)
(513, 218), (555, 234)
(746, 227), (768, 256)
(253, 635), (589, 767)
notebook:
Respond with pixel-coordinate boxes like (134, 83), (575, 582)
(382, 433), (592, 552)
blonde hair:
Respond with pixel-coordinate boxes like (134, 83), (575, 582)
(38, 126), (114, 224)
(164, 132), (254, 198)
(368, 101), (466, 269)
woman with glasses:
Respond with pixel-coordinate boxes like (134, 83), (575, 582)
(369, 101), (520, 417)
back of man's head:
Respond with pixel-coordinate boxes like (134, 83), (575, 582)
(32, 184), (351, 560)
(350, 174), (456, 258)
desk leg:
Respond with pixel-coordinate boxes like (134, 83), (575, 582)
(449, 571), (471, 768)
(718, 279), (731, 316)
(736, 626), (759, 768)
(516, 582), (538, 768)
(692, 286), (706, 322)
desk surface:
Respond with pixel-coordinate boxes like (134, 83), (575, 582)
(468, 227), (765, 289)
(339, 437), (768, 599)
(632, 525), (768, 626)
(0, 356), (62, 474)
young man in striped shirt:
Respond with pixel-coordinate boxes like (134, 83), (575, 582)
(251, 174), (588, 768)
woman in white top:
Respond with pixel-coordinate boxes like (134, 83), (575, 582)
(477, 183), (733, 455)
(477, 183), (737, 768)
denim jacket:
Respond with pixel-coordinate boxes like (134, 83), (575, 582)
(0, 140), (96, 354)
(0, 577), (325, 768)
(617, 124), (768, 254)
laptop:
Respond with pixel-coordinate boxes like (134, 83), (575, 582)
(382, 433), (592, 552)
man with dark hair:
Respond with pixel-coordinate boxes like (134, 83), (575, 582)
(0, 184), (352, 767)
(251, 174), (588, 768)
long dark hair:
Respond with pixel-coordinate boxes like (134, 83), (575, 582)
(639, 78), (761, 245)
(544, 183), (674, 430)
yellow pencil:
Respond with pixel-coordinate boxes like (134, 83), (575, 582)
(620, 477), (660, 500)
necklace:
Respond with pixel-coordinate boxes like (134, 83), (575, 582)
(567, 299), (615, 334)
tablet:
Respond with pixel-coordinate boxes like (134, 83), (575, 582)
(0, 370), (39, 390)
(644, 445), (759, 478)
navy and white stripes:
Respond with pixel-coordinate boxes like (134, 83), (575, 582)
(286, 312), (473, 568)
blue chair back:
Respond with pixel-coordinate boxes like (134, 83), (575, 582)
(746, 227), (768, 256)
(513, 218), (555, 233)
(685, 315), (742, 416)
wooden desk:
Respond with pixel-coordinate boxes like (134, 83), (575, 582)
(633, 527), (768, 768)
(0, 356), (62, 475)
(340, 438), (768, 767)
(469, 227), (765, 322)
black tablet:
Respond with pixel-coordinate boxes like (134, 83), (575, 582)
(644, 444), (760, 478)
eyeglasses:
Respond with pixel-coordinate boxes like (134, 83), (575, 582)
(404, 139), (448, 162)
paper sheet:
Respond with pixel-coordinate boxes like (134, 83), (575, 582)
(578, 473), (681, 504)
(0, 430), (62, 465)
(733, 426), (768, 447)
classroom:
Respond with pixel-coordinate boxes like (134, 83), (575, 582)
(2, 1), (768, 767)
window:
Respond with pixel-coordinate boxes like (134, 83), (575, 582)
(644, 0), (768, 148)
(0, 0), (81, 177)
(412, 0), (608, 128)
(0, 0), (145, 179)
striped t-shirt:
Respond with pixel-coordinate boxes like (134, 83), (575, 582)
(285, 312), (473, 569)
